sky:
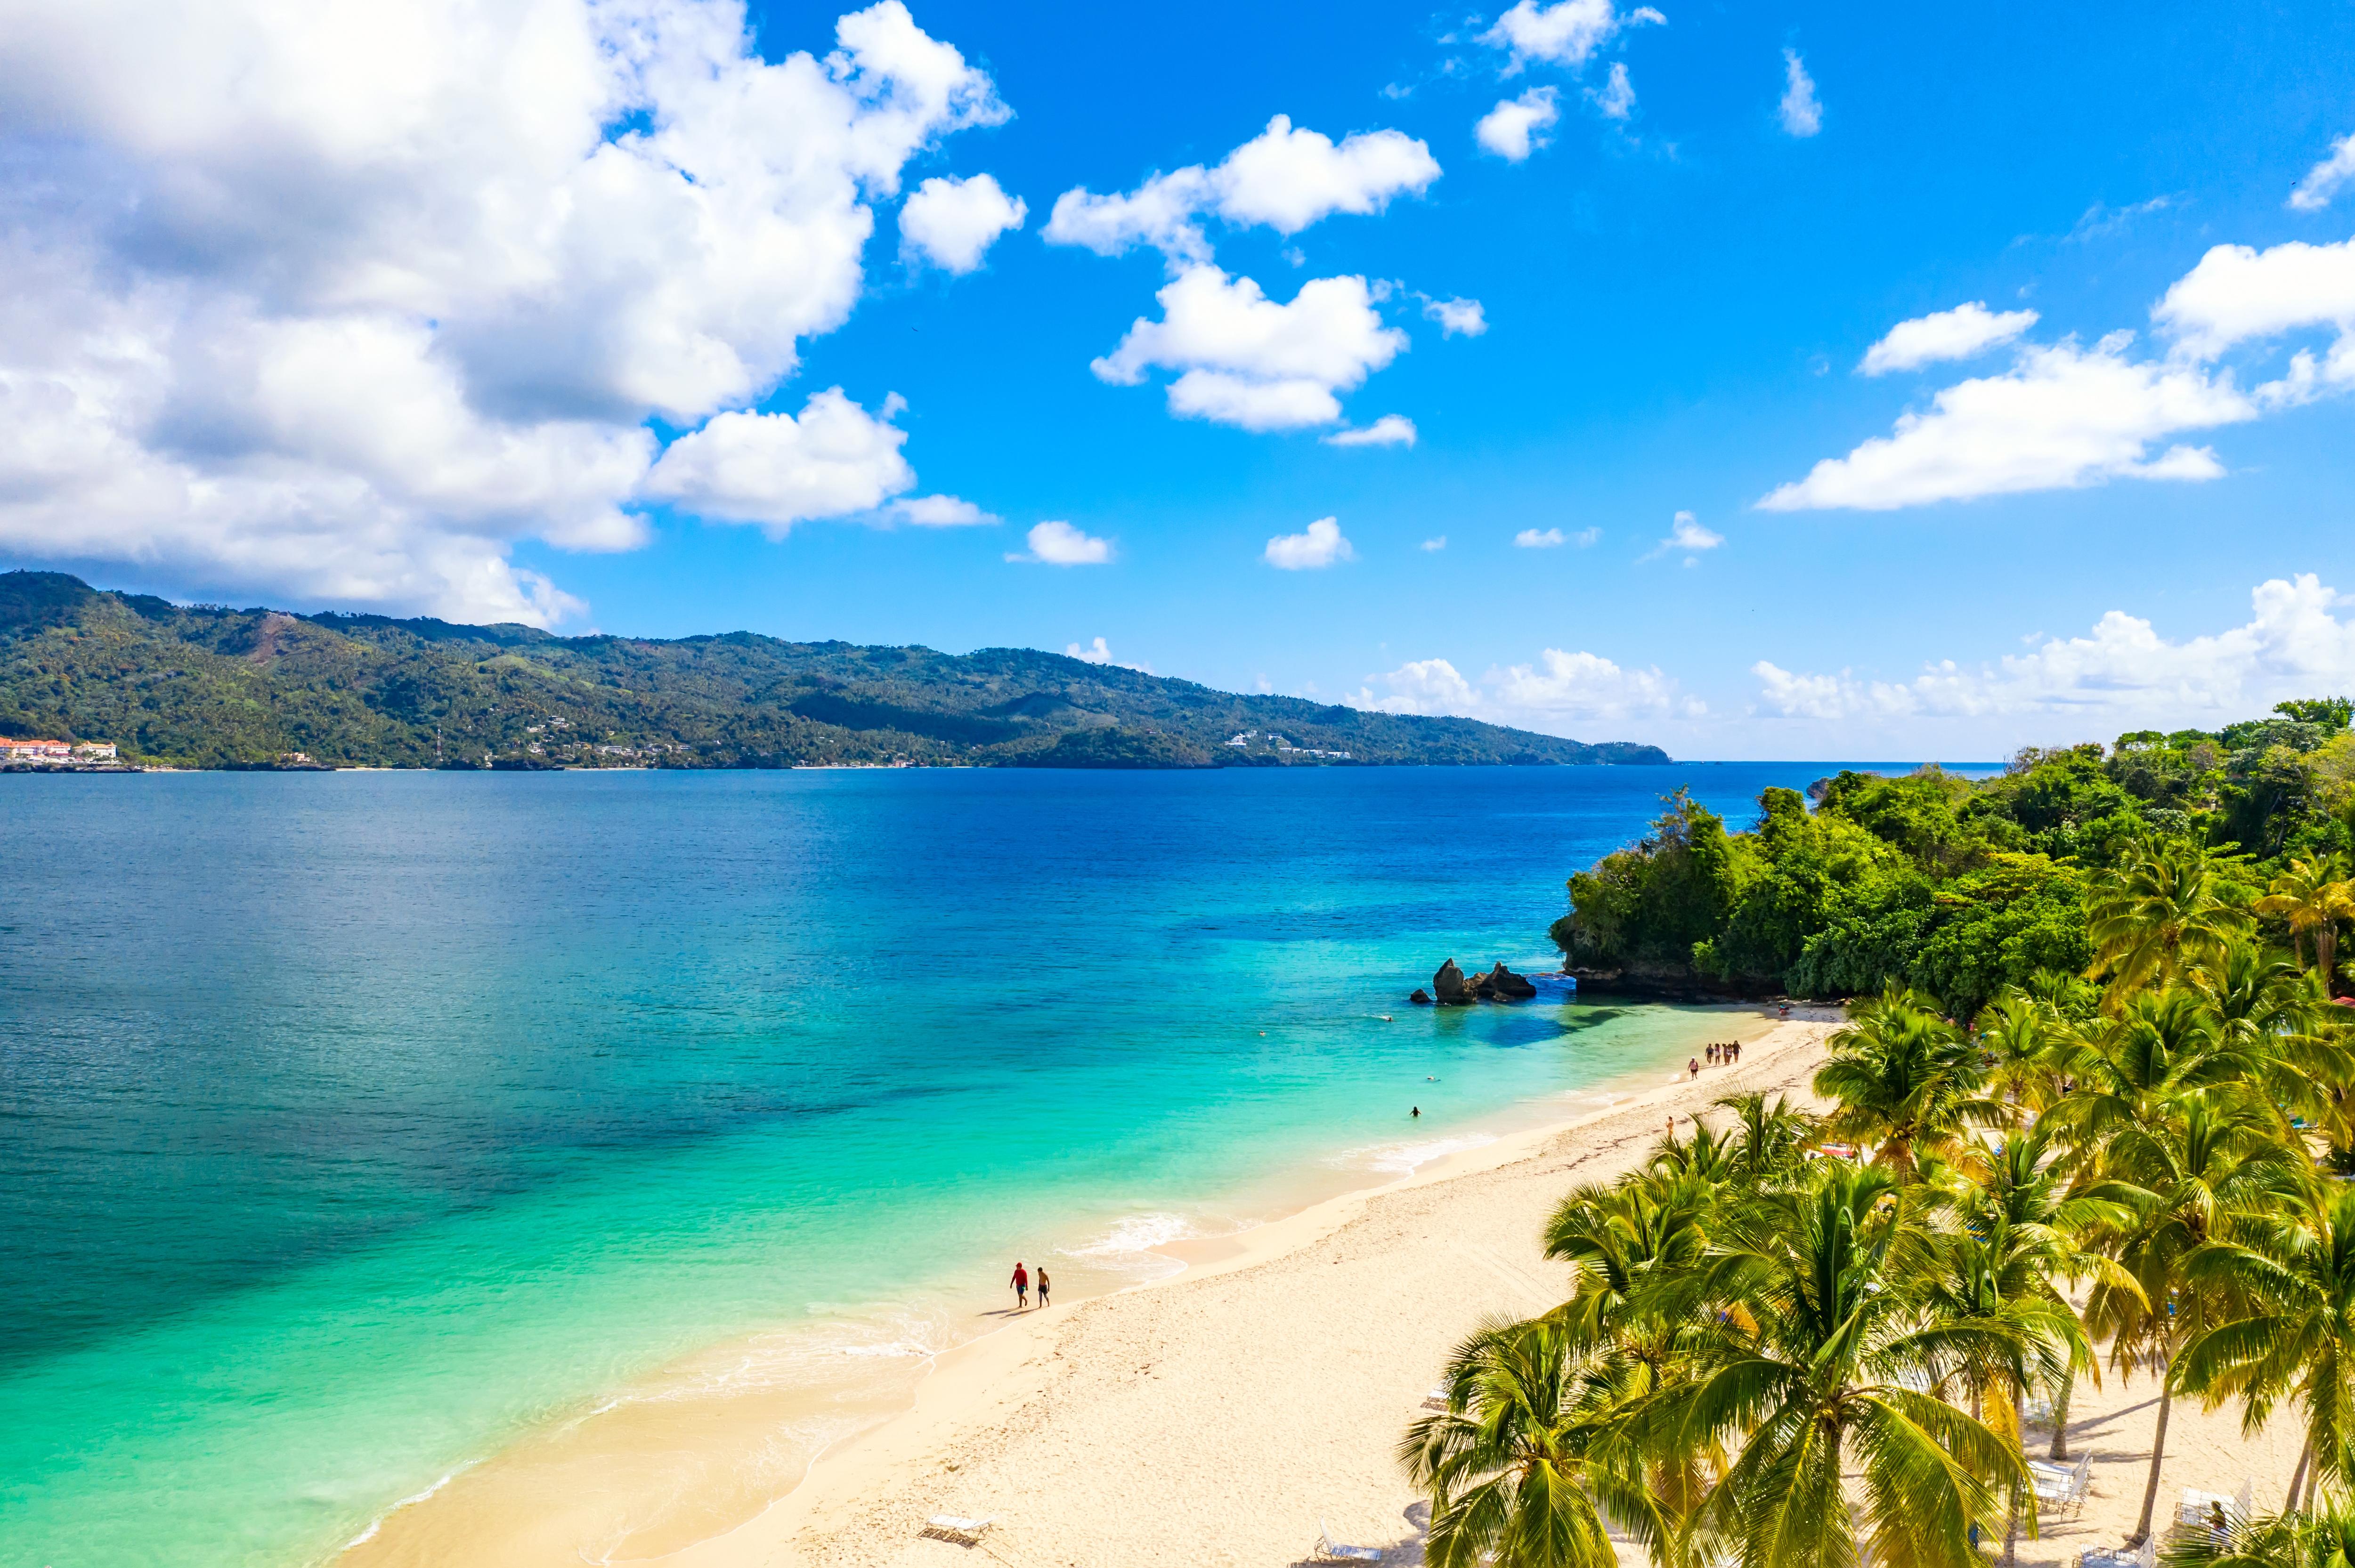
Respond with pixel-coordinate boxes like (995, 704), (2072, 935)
(1, 0), (2353, 760)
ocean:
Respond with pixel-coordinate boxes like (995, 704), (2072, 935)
(1, 762), (1868, 1566)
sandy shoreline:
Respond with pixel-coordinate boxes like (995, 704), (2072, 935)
(347, 1004), (2299, 1567)
(643, 1010), (1838, 1568)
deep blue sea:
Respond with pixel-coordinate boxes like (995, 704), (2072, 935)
(0, 763), (1898, 1566)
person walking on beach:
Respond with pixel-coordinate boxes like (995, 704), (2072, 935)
(1010, 1261), (1028, 1309)
(1688, 1056), (1701, 1081)
(1035, 1267), (1050, 1308)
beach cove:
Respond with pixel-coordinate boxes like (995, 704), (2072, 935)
(2, 764), (1852, 1566)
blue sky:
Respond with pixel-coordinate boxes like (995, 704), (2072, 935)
(2, 0), (2354, 757)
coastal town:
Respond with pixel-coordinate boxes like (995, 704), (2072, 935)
(0, 736), (122, 768)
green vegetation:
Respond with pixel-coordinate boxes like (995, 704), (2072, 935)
(1407, 853), (2355, 1566)
(0, 571), (1668, 769)
(1553, 703), (2355, 1010)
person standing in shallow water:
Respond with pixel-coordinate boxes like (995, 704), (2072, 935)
(1010, 1261), (1028, 1309)
(1035, 1267), (1050, 1308)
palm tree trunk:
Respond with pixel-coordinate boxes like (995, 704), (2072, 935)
(2322, 927), (2340, 996)
(2048, 1371), (2073, 1462)
(2128, 1357), (2175, 1547)
(2287, 1436), (2311, 1513)
(2004, 1388), (2023, 1567)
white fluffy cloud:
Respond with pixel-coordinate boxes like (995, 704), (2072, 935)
(1323, 415), (1418, 448)
(1751, 574), (2355, 728)
(1761, 337), (2252, 511)
(1043, 115), (1439, 264)
(1091, 266), (1407, 431)
(1590, 63), (1635, 121)
(642, 388), (913, 534)
(888, 493), (995, 526)
(1009, 519), (1113, 565)
(1421, 535), (1448, 551)
(1771, 231), (2355, 513)
(1063, 635), (1150, 671)
(1859, 302), (2038, 374)
(0, 0), (1005, 622)
(1264, 516), (1354, 569)
(1480, 0), (1664, 72)
(1355, 647), (1698, 725)
(899, 172), (1026, 273)
(1640, 510), (1722, 560)
(1476, 88), (1561, 162)
(2152, 234), (2355, 364)
(2289, 132), (2355, 212)
(1778, 49), (1821, 137)
(1514, 527), (1567, 548)
(1421, 296), (1489, 336)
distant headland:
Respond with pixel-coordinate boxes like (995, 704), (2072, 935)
(0, 571), (1671, 772)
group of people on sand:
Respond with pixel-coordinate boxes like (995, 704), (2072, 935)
(1007, 1260), (1050, 1310)
(1685, 1039), (1744, 1079)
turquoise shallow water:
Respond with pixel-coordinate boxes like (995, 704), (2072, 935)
(1, 763), (1845, 1567)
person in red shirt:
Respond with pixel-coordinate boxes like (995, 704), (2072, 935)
(1010, 1261), (1029, 1309)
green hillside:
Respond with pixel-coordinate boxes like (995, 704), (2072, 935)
(0, 571), (1670, 770)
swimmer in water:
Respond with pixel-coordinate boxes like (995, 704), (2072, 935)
(1412, 1106), (1420, 1118)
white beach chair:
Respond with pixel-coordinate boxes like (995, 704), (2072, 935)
(1422, 1383), (1451, 1412)
(920, 1514), (996, 1545)
(2030, 1455), (2091, 1519)
(2177, 1480), (2253, 1534)
(2075, 1538), (2155, 1568)
(1316, 1518), (1385, 1562)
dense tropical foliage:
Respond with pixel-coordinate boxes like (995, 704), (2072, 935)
(0, 571), (1667, 768)
(1411, 774), (2355, 1567)
(1553, 702), (2355, 1012)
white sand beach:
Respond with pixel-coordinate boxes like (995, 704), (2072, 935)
(350, 1008), (2303, 1568)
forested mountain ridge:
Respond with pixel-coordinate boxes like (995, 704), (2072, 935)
(1554, 697), (2355, 1010)
(0, 571), (1670, 769)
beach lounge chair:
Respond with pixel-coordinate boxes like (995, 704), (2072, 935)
(920, 1515), (996, 1545)
(2030, 1455), (2091, 1518)
(1316, 1519), (1384, 1562)
(2075, 1537), (2155, 1568)
(1422, 1384), (1451, 1411)
(2177, 1480), (2252, 1534)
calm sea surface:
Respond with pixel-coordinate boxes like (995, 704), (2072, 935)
(0, 763), (1892, 1566)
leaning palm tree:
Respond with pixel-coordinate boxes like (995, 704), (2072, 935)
(2081, 1090), (2304, 1544)
(2085, 837), (2255, 1004)
(1814, 983), (1990, 1174)
(2255, 855), (2355, 985)
(1943, 1124), (2132, 1465)
(2159, 1502), (2355, 1568)
(1667, 1162), (2027, 1568)
(1401, 1313), (1670, 1568)
(2181, 1185), (2355, 1512)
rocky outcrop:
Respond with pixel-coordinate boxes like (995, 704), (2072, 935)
(1409, 988), (1433, 1005)
(1430, 959), (1466, 1002)
(1487, 962), (1537, 1000)
(1421, 959), (1538, 1004)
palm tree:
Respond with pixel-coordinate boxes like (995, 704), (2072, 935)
(1401, 1313), (1669, 1568)
(2256, 856), (2355, 986)
(1543, 1172), (1726, 1514)
(1814, 983), (1990, 1174)
(2181, 1184), (2355, 1512)
(2043, 988), (2234, 1160)
(2085, 838), (2255, 1003)
(1975, 989), (2072, 1128)
(2081, 1090), (2303, 1544)
(1713, 1090), (1814, 1185)
(2158, 1503), (2355, 1568)
(1667, 1162), (2026, 1568)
